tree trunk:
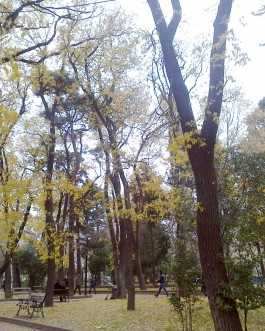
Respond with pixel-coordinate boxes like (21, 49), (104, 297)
(76, 235), (82, 276)
(0, 201), (32, 279)
(191, 148), (242, 330)
(135, 221), (147, 290)
(44, 185), (56, 307)
(56, 194), (66, 281)
(256, 242), (265, 277)
(133, 172), (147, 290)
(118, 221), (127, 299)
(104, 176), (119, 285)
(40, 94), (57, 307)
(4, 264), (12, 299)
(147, 0), (242, 329)
(176, 221), (188, 297)
(116, 157), (135, 309)
(68, 193), (76, 296)
(148, 222), (156, 285)
(12, 260), (21, 288)
(125, 237), (136, 310)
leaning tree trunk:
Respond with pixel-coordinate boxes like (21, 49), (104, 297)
(147, 0), (242, 330)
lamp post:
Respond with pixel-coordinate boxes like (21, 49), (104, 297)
(84, 237), (89, 296)
(84, 252), (88, 296)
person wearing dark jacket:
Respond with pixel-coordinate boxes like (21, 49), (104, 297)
(74, 274), (82, 295)
(54, 280), (66, 302)
(89, 275), (97, 294)
(154, 270), (169, 297)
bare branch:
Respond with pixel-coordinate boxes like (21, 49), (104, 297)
(202, 0), (233, 143)
(0, 1), (44, 34)
(1, 14), (69, 64)
(168, 0), (182, 42)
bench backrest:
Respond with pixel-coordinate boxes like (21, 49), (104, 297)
(30, 293), (46, 305)
(54, 288), (68, 293)
(13, 287), (31, 297)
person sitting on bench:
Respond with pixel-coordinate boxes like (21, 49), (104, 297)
(54, 280), (66, 302)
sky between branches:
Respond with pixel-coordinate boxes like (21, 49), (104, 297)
(116, 0), (265, 106)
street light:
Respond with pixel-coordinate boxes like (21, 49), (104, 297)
(84, 237), (89, 296)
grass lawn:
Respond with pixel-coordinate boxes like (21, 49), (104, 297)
(0, 293), (264, 331)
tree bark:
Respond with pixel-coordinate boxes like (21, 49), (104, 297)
(256, 242), (265, 277)
(133, 171), (147, 290)
(12, 260), (21, 288)
(4, 264), (12, 299)
(101, 143), (119, 285)
(40, 93), (57, 307)
(135, 221), (147, 290)
(147, 0), (242, 330)
(148, 222), (156, 285)
(68, 193), (76, 296)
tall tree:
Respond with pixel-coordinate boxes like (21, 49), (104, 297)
(146, 1), (242, 330)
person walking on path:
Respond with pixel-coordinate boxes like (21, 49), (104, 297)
(89, 275), (97, 294)
(155, 270), (169, 297)
(74, 274), (82, 295)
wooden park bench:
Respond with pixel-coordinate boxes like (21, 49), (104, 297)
(13, 287), (31, 297)
(16, 292), (46, 318)
(53, 288), (69, 302)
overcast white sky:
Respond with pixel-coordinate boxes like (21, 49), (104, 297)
(116, 0), (265, 106)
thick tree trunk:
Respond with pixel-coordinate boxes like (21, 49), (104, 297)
(46, 258), (56, 306)
(147, 0), (242, 329)
(190, 147), (242, 330)
(4, 264), (12, 299)
(12, 260), (21, 288)
(118, 163), (135, 309)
